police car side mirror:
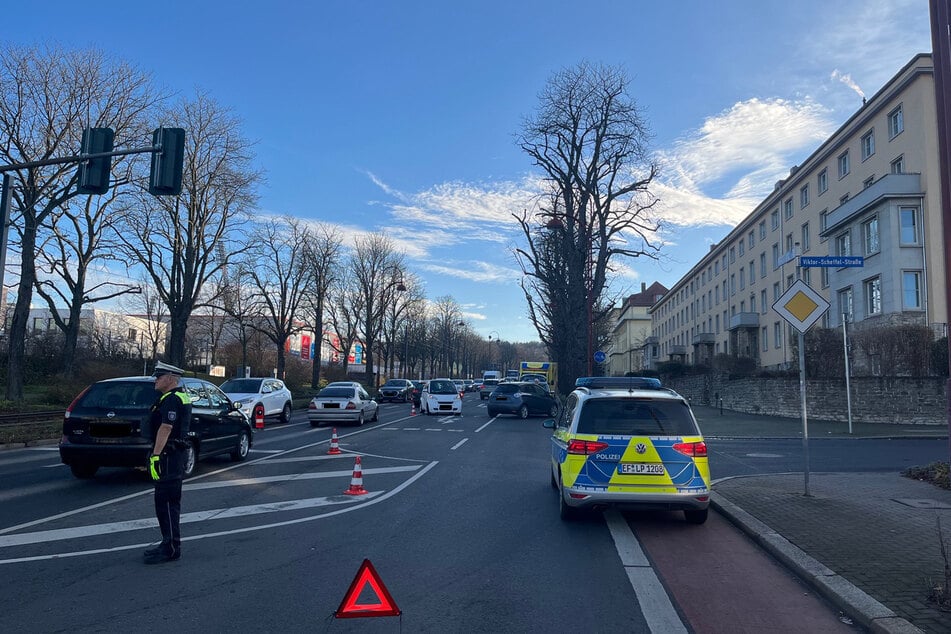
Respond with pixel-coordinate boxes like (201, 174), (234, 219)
(542, 419), (555, 429)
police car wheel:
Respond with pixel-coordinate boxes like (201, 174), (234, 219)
(557, 473), (580, 520)
(684, 508), (708, 525)
(231, 430), (250, 461)
(183, 443), (197, 477)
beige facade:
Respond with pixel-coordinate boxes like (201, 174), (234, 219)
(606, 282), (667, 375)
(650, 54), (947, 370)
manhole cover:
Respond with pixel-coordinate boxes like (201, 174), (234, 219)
(893, 498), (951, 510)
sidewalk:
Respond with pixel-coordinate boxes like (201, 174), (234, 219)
(694, 407), (951, 634)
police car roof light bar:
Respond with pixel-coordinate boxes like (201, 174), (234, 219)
(574, 377), (662, 390)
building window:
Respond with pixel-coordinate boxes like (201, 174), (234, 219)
(817, 168), (828, 194)
(839, 287), (854, 322)
(801, 222), (810, 252)
(761, 326), (768, 351)
(773, 282), (781, 302)
(714, 260), (719, 275)
(759, 253), (766, 277)
(715, 314), (719, 333)
(864, 277), (882, 316)
(837, 151), (850, 178)
(760, 290), (767, 314)
(786, 274), (794, 289)
(835, 231), (851, 256)
(902, 271), (922, 309)
(750, 294), (756, 312)
(862, 216), (879, 255)
(730, 274), (736, 296)
(739, 268), (745, 290)
(861, 129), (875, 160)
(748, 231), (755, 249)
(738, 241), (745, 257)
(772, 243), (779, 268)
(749, 259), (755, 280)
(785, 233), (794, 252)
(740, 300), (746, 313)
(774, 322), (782, 348)
(888, 104), (903, 138)
(821, 268), (829, 288)
(900, 207), (919, 244)
(840, 193), (850, 205)
(715, 285), (719, 304)
(800, 184), (809, 208)
(890, 155), (904, 174)
(803, 268), (811, 285)
(863, 176), (874, 189)
(784, 198), (793, 219)
(771, 209), (779, 230)
(819, 209), (828, 233)
(759, 220), (766, 239)
(730, 246), (736, 263)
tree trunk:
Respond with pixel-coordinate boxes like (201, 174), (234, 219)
(167, 309), (189, 367)
(311, 299), (324, 389)
(5, 217), (37, 401)
(61, 297), (84, 379)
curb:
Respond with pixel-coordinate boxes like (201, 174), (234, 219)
(0, 438), (59, 452)
(711, 492), (924, 634)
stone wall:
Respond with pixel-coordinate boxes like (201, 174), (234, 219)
(664, 374), (948, 425)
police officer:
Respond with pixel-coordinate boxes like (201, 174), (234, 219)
(144, 361), (192, 565)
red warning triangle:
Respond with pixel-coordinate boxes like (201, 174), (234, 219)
(335, 559), (401, 619)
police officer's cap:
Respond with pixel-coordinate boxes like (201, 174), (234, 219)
(152, 361), (185, 378)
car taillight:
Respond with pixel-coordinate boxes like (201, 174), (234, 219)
(673, 441), (707, 457)
(567, 440), (610, 455)
(346, 402), (356, 410)
(64, 385), (91, 418)
(308, 402), (317, 409)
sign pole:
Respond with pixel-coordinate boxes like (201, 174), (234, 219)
(798, 329), (811, 497)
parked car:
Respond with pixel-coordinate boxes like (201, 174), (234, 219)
(479, 378), (500, 400)
(377, 378), (414, 403)
(463, 379), (475, 392)
(543, 376), (710, 523)
(486, 381), (559, 419)
(59, 376), (253, 480)
(309, 384), (379, 427)
(219, 377), (294, 424)
(421, 378), (463, 415)
(452, 379), (465, 395)
(519, 373), (551, 392)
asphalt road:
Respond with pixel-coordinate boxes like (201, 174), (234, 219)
(0, 394), (941, 632)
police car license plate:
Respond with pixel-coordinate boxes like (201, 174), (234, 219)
(619, 463), (665, 475)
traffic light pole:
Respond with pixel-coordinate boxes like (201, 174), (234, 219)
(0, 144), (160, 174)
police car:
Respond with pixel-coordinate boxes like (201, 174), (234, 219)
(543, 377), (710, 523)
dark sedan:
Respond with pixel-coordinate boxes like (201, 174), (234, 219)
(377, 378), (414, 403)
(486, 381), (559, 419)
(59, 376), (253, 479)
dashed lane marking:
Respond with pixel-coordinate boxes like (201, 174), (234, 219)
(451, 438), (469, 450)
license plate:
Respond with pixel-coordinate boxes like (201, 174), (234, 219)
(619, 463), (665, 475)
(323, 403), (339, 409)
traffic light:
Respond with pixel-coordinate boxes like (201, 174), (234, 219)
(149, 127), (185, 196)
(77, 127), (114, 195)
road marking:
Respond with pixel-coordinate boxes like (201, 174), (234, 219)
(262, 454), (354, 465)
(250, 449), (284, 454)
(0, 492), (385, 548)
(604, 510), (687, 633)
(451, 438), (468, 450)
(424, 428), (442, 432)
(0, 461), (439, 565)
(475, 418), (496, 432)
(185, 465), (422, 491)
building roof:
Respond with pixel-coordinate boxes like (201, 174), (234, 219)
(622, 282), (668, 309)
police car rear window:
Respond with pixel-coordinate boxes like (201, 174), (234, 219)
(576, 398), (699, 436)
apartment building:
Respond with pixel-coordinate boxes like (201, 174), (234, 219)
(606, 281), (668, 375)
(649, 54), (947, 371)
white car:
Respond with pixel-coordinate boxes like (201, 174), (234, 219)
(421, 378), (463, 416)
(219, 377), (294, 424)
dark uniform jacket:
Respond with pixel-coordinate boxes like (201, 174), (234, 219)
(150, 388), (192, 480)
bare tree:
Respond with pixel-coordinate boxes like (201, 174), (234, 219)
(301, 223), (343, 388)
(326, 266), (363, 377)
(241, 216), (311, 379)
(349, 233), (404, 387)
(430, 295), (464, 377)
(0, 44), (162, 399)
(383, 272), (424, 379)
(116, 91), (259, 366)
(515, 62), (661, 394)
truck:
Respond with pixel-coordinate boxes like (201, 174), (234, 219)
(481, 370), (501, 382)
(518, 361), (557, 390)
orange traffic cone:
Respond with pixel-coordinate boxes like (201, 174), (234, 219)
(410, 403), (416, 416)
(254, 404), (265, 430)
(328, 428), (341, 455)
(344, 456), (368, 495)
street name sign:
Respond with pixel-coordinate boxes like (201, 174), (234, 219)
(798, 256), (864, 268)
(772, 279), (830, 334)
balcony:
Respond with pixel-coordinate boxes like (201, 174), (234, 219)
(822, 173), (922, 236)
(728, 312), (760, 330)
(691, 332), (715, 345)
(669, 345), (687, 356)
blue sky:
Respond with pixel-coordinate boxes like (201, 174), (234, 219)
(3, 0), (934, 342)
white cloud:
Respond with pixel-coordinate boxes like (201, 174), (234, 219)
(417, 259), (522, 284)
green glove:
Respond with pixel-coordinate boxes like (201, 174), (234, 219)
(149, 455), (161, 481)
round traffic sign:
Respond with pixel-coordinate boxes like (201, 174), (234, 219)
(593, 350), (606, 364)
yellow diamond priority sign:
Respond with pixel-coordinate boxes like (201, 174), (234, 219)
(772, 279), (830, 334)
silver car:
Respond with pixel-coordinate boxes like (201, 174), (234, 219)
(308, 385), (379, 427)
